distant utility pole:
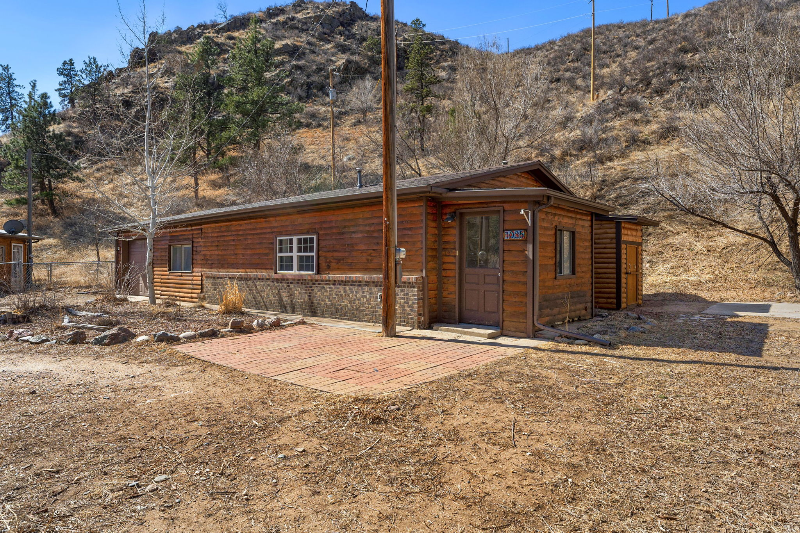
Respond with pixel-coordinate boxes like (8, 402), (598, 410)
(329, 67), (336, 190)
(650, 0), (653, 20)
(590, 0), (596, 101)
(381, 0), (398, 337)
(666, 0), (669, 17)
(507, 37), (510, 53)
(25, 148), (33, 289)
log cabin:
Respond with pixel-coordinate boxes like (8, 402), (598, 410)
(0, 231), (36, 292)
(115, 161), (655, 337)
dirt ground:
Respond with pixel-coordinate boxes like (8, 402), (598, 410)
(1, 297), (799, 532)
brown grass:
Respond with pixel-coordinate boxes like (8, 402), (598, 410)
(217, 279), (244, 314)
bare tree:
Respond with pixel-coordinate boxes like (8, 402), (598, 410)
(646, 19), (800, 290)
(345, 76), (378, 123)
(237, 134), (308, 201)
(84, 0), (197, 304)
(430, 40), (552, 171)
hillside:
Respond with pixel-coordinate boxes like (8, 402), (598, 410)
(1, 0), (799, 301)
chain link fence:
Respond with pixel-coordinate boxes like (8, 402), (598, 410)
(0, 261), (116, 294)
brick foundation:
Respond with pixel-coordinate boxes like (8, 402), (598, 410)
(202, 272), (425, 328)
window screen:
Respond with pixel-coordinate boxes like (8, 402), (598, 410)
(170, 244), (192, 272)
(556, 229), (575, 276)
(277, 235), (316, 273)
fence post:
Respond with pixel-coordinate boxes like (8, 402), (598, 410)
(48, 263), (53, 285)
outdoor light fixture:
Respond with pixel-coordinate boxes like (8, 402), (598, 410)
(520, 209), (532, 226)
(444, 212), (456, 223)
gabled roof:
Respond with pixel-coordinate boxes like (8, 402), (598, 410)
(149, 161), (585, 227)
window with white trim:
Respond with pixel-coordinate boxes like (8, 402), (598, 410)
(276, 235), (316, 273)
(170, 244), (192, 272)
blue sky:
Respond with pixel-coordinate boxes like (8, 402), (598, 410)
(1, 0), (711, 105)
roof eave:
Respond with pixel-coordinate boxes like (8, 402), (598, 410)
(437, 189), (613, 214)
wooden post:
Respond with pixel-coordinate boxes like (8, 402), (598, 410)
(590, 0), (596, 102)
(666, 0), (669, 17)
(329, 67), (336, 190)
(381, 0), (397, 337)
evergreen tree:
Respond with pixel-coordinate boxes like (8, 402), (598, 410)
(77, 56), (110, 115)
(402, 19), (441, 152)
(56, 58), (81, 109)
(225, 17), (301, 149)
(0, 64), (24, 132)
(0, 82), (75, 216)
(174, 35), (228, 202)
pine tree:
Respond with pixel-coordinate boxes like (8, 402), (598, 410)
(402, 19), (441, 152)
(0, 82), (75, 216)
(0, 64), (24, 132)
(77, 56), (110, 115)
(174, 35), (228, 202)
(56, 59), (81, 109)
(225, 17), (301, 149)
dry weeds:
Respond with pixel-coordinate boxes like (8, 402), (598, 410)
(0, 299), (798, 531)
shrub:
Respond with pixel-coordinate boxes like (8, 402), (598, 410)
(218, 279), (244, 314)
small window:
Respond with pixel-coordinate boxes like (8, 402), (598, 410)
(170, 244), (192, 272)
(556, 229), (575, 277)
(276, 235), (316, 273)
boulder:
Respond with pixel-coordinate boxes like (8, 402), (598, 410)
(28, 335), (51, 344)
(197, 328), (219, 338)
(252, 319), (268, 330)
(228, 318), (245, 329)
(573, 339), (590, 346)
(179, 331), (197, 340)
(60, 330), (86, 345)
(134, 335), (151, 343)
(154, 331), (181, 343)
(0, 334), (8, 341)
(268, 316), (281, 328)
(92, 327), (136, 346)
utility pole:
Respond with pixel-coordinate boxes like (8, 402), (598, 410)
(380, 0), (397, 337)
(650, 0), (653, 20)
(507, 37), (510, 53)
(666, 0), (669, 17)
(329, 67), (336, 190)
(25, 148), (33, 289)
(590, 0), (596, 102)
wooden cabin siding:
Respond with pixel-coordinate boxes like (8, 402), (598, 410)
(621, 222), (643, 307)
(153, 228), (203, 301)
(538, 205), (593, 325)
(470, 172), (543, 189)
(594, 220), (617, 309)
(425, 199), (440, 323)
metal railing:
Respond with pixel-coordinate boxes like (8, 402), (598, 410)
(0, 261), (116, 293)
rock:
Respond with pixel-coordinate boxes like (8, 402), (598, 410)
(28, 389), (36, 394)
(220, 328), (236, 334)
(252, 319), (268, 329)
(134, 335), (151, 343)
(628, 326), (647, 333)
(60, 330), (87, 345)
(197, 328), (219, 338)
(94, 317), (119, 327)
(144, 483), (159, 493)
(638, 314), (650, 321)
(153, 331), (181, 343)
(385, 405), (401, 412)
(153, 475), (171, 483)
(228, 318), (244, 329)
(9, 329), (33, 341)
(268, 316), (281, 328)
(28, 335), (51, 344)
(295, 318), (306, 325)
(277, 454), (286, 460)
(18, 336), (33, 342)
(626, 312), (640, 319)
(91, 327), (136, 346)
(0, 334), (7, 341)
(294, 447), (305, 453)
(573, 340), (589, 346)
(179, 332), (197, 340)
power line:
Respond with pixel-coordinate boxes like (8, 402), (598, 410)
(430, 0), (585, 33)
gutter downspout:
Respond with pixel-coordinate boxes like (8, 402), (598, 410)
(533, 196), (610, 346)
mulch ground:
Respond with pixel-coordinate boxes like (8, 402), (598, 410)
(0, 297), (799, 532)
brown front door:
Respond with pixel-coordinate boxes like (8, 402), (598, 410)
(460, 212), (502, 326)
(126, 239), (148, 296)
(626, 244), (641, 307)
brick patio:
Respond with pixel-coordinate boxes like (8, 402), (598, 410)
(176, 324), (521, 394)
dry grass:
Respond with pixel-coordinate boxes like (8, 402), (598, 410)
(0, 300), (798, 531)
(217, 279), (245, 314)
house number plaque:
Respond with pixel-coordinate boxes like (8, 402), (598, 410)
(504, 229), (526, 240)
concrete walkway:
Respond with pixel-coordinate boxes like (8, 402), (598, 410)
(176, 323), (535, 394)
(703, 302), (800, 319)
